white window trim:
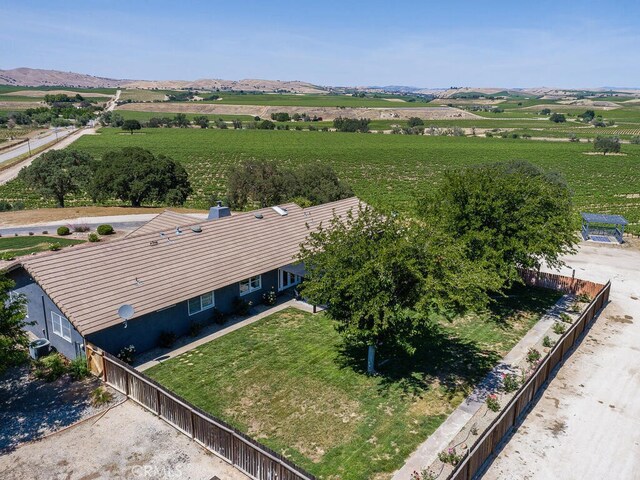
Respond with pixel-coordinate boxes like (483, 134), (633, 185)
(278, 269), (302, 291)
(188, 291), (215, 316)
(239, 275), (262, 296)
(51, 312), (72, 342)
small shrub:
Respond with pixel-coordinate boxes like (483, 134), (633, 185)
(48, 242), (61, 251)
(211, 308), (225, 325)
(28, 232), (34, 236)
(91, 386), (113, 407)
(486, 394), (501, 412)
(470, 424), (479, 435)
(502, 373), (520, 393)
(117, 345), (136, 364)
(576, 292), (592, 303)
(543, 335), (555, 348)
(526, 347), (541, 365)
(158, 331), (177, 348)
(69, 354), (90, 380)
(1, 252), (15, 261)
(73, 224), (90, 233)
(88, 233), (100, 242)
(559, 312), (573, 324)
(97, 224), (115, 235)
(262, 287), (277, 306)
(34, 353), (67, 382)
(189, 322), (203, 337)
(570, 303), (581, 313)
(485, 132), (493, 137)
(410, 469), (437, 480)
(438, 447), (462, 466)
(232, 297), (252, 316)
(553, 322), (567, 335)
(57, 226), (70, 236)
(631, 135), (640, 145)
(42, 230), (48, 235)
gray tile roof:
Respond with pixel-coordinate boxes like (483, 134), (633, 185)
(21, 197), (361, 336)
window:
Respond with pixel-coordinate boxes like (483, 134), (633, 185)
(188, 291), (215, 315)
(51, 312), (72, 342)
(279, 269), (302, 291)
(239, 275), (262, 296)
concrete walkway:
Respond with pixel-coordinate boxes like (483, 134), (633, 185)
(391, 294), (572, 479)
(135, 298), (317, 371)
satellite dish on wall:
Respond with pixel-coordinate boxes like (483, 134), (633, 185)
(118, 304), (135, 328)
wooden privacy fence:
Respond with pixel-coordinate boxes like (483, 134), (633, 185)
(517, 267), (604, 298)
(447, 272), (611, 480)
(86, 347), (315, 480)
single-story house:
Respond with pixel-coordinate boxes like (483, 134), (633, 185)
(6, 197), (360, 359)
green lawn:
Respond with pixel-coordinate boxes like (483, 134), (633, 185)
(0, 235), (84, 258)
(3, 127), (639, 232)
(146, 286), (560, 479)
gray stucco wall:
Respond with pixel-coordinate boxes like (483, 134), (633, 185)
(8, 268), (84, 360)
(87, 269), (283, 356)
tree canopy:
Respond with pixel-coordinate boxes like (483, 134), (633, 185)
(333, 117), (370, 133)
(417, 160), (576, 291)
(0, 273), (30, 375)
(122, 119), (142, 134)
(298, 205), (493, 373)
(226, 159), (352, 209)
(91, 147), (192, 207)
(594, 136), (621, 154)
(19, 149), (93, 207)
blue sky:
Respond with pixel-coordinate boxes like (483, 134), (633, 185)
(1, 0), (639, 88)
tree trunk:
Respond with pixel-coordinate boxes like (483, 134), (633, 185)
(367, 344), (376, 374)
(57, 195), (65, 208)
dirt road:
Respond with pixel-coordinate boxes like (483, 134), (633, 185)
(483, 241), (640, 479)
(0, 127), (96, 185)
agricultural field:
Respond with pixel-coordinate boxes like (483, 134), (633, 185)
(2, 128), (639, 233)
(0, 235), (84, 259)
(147, 287), (561, 479)
(200, 92), (431, 108)
(119, 89), (176, 102)
(117, 110), (255, 123)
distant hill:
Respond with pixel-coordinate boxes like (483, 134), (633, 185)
(0, 67), (127, 88)
(0, 67), (327, 93)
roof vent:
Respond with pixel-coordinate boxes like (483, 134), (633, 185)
(175, 227), (183, 235)
(254, 213), (264, 219)
(208, 201), (231, 220)
(191, 225), (202, 233)
(272, 206), (288, 216)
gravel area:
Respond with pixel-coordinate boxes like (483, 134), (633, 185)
(483, 240), (640, 479)
(0, 400), (249, 480)
(0, 364), (123, 452)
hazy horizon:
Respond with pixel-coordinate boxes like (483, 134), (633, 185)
(2, 0), (639, 89)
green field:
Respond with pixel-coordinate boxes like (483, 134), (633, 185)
(193, 92), (430, 108)
(117, 110), (255, 122)
(2, 128), (638, 232)
(147, 286), (560, 479)
(0, 235), (84, 258)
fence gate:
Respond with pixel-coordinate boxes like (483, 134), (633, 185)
(85, 343), (105, 379)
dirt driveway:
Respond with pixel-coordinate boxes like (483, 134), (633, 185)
(0, 400), (249, 480)
(483, 241), (640, 479)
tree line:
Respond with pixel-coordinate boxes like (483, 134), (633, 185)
(19, 147), (192, 208)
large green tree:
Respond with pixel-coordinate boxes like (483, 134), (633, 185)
(0, 273), (30, 375)
(91, 147), (192, 207)
(19, 148), (93, 207)
(122, 119), (142, 134)
(418, 160), (576, 291)
(298, 205), (494, 373)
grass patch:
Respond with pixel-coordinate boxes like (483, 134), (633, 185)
(0, 235), (84, 258)
(146, 286), (560, 479)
